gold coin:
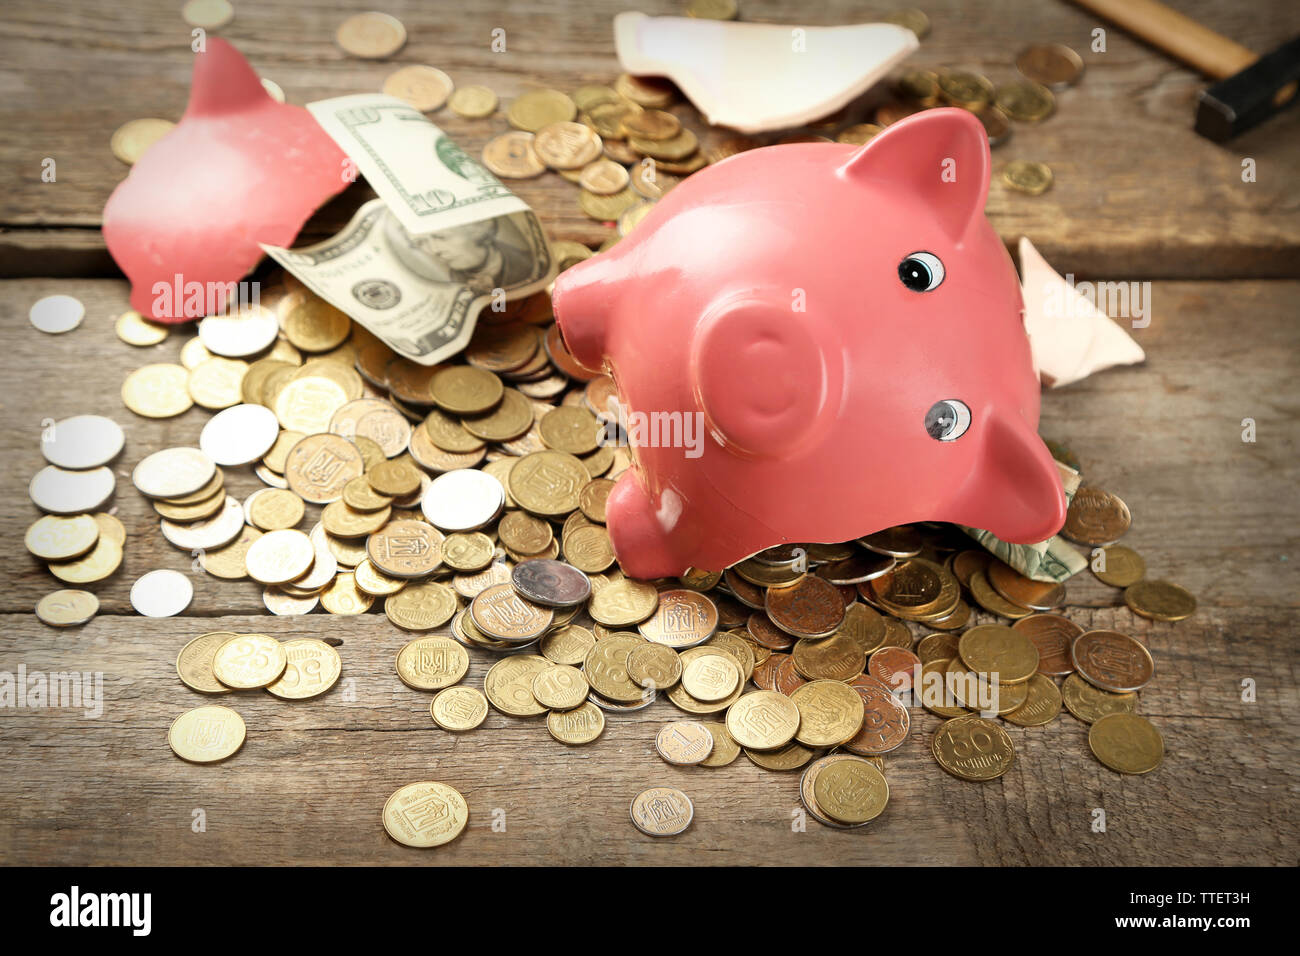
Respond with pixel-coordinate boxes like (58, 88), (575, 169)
(579, 186), (640, 222)
(482, 130), (546, 179)
(563, 524), (615, 573)
(578, 159), (630, 195)
(115, 309), (170, 346)
(449, 84), (498, 118)
(539, 405), (600, 454)
(629, 787), (693, 836)
(382, 64), (453, 112)
(638, 589), (718, 648)
(1016, 42), (1085, 90)
(790, 680), (864, 747)
(26, 514), (99, 561)
(181, 0), (233, 29)
(353, 557), (406, 596)
(110, 117), (174, 164)
(199, 525), (262, 580)
(396, 636), (469, 690)
(461, 388), (533, 442)
(1002, 159), (1054, 196)
(745, 740), (815, 772)
(274, 375), (348, 433)
(932, 714), (1016, 781)
(337, 11), (407, 59)
(507, 450), (589, 517)
(321, 499), (391, 538)
(385, 581), (457, 630)
(92, 512), (126, 547)
(813, 757), (889, 825)
(547, 700), (605, 744)
(122, 363), (193, 417)
(35, 589), (100, 627)
(1124, 579), (1197, 622)
(366, 457), (422, 498)
(440, 532), (495, 572)
(320, 572), (374, 614)
(367, 519), (444, 578)
(1092, 545), (1146, 588)
(1089, 713), (1163, 774)
(995, 80), (1055, 122)
(431, 686), (489, 731)
(176, 632), (235, 694)
(340, 474), (393, 513)
(532, 664), (589, 710)
(687, 0), (738, 18)
(655, 720), (715, 766)
(1061, 672), (1138, 723)
(431, 365), (503, 415)
(1002, 673), (1063, 727)
(422, 408), (485, 454)
(726, 690), (801, 751)
(168, 705), (245, 763)
(498, 511), (553, 555)
(589, 578), (659, 627)
(266, 639), (342, 700)
(153, 488), (226, 522)
(698, 721), (740, 767)
(681, 654), (739, 702)
(943, 657), (1028, 714)
(471, 583), (553, 641)
(282, 297), (351, 353)
(248, 488), (306, 531)
(615, 73), (676, 109)
(188, 356), (249, 410)
(534, 121), (603, 169)
(212, 634), (288, 689)
(47, 537), (122, 584)
(508, 88), (577, 132)
(968, 568), (1034, 619)
(484, 654), (552, 716)
(536, 625), (593, 667)
(957, 623), (1039, 684)
(382, 782), (468, 848)
(626, 643), (682, 690)
(584, 634), (648, 704)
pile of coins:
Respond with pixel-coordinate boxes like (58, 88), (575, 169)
(26, 414), (128, 627)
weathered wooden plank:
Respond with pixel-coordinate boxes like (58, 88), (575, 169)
(1, 0), (1298, 277)
(0, 602), (1293, 865)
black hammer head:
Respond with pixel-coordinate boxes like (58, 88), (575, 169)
(1196, 35), (1300, 141)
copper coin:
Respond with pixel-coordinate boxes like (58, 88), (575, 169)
(774, 654), (809, 696)
(951, 550), (992, 588)
(1062, 486), (1132, 546)
(843, 674), (911, 755)
(987, 560), (1066, 611)
(746, 612), (795, 651)
(752, 653), (788, 691)
(471, 582), (554, 642)
(366, 519), (444, 578)
(764, 575), (845, 639)
(1071, 630), (1154, 693)
(723, 569), (765, 609)
(868, 646), (921, 694)
(1012, 613), (1083, 676)
(637, 589), (719, 648)
(511, 558), (592, 607)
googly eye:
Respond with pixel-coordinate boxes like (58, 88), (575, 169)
(924, 399), (971, 441)
(898, 252), (945, 292)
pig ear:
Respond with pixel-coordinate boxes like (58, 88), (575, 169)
(836, 107), (990, 242)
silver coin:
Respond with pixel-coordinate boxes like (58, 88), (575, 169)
(132, 447), (216, 499)
(200, 403), (280, 465)
(511, 558), (592, 607)
(29, 465), (116, 514)
(29, 294), (84, 334)
(160, 496), (246, 551)
(40, 415), (125, 469)
(130, 569), (194, 617)
(421, 468), (505, 531)
(198, 305), (279, 357)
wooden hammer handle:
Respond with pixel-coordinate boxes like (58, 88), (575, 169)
(1071, 0), (1257, 79)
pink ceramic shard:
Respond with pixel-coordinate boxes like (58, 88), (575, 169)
(613, 11), (919, 133)
(1018, 237), (1147, 388)
(552, 108), (1067, 579)
(103, 38), (349, 322)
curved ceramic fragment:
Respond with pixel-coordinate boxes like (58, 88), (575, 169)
(1018, 237), (1147, 388)
(103, 38), (350, 322)
(613, 11), (919, 133)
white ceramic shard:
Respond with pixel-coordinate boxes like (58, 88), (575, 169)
(613, 12), (919, 133)
(1019, 237), (1147, 388)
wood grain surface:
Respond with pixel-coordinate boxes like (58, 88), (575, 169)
(1, 0), (1298, 277)
(0, 0), (1297, 867)
(1, 277), (1296, 865)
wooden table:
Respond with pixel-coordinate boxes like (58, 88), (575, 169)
(1, 0), (1297, 866)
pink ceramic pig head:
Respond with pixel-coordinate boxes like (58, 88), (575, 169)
(553, 107), (1066, 579)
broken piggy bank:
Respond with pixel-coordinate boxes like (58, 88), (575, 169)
(552, 108), (1067, 579)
